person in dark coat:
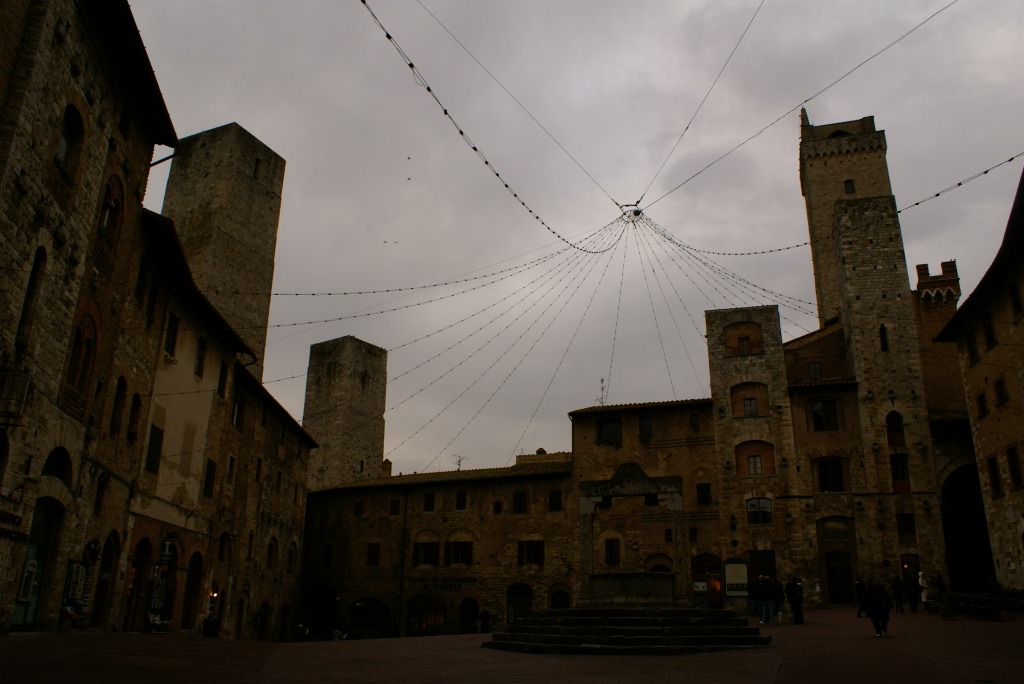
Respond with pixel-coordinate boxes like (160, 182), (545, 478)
(854, 576), (867, 617)
(785, 576), (805, 625)
(891, 575), (906, 613)
(865, 578), (893, 637)
(906, 573), (921, 613)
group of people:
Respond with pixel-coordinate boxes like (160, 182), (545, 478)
(749, 575), (804, 625)
(853, 571), (947, 637)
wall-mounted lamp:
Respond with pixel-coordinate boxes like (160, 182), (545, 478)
(922, 500), (931, 515)
(724, 460), (733, 472)
(872, 443), (881, 452)
(786, 513), (794, 525)
(774, 405), (783, 415)
(865, 390), (874, 401)
(728, 515), (738, 531)
(718, 407), (726, 418)
(780, 457), (789, 468)
(856, 500), (865, 512)
(888, 389), (896, 405)
(911, 389), (917, 401)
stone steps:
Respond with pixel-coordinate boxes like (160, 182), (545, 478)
(483, 607), (771, 655)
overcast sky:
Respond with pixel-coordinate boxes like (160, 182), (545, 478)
(130, 0), (1023, 474)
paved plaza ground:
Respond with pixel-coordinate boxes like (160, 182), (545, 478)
(1, 606), (1020, 683)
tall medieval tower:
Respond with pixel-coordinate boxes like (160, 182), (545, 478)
(161, 123), (284, 378)
(800, 110), (944, 574)
(303, 335), (389, 491)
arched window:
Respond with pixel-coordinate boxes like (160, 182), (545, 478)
(886, 411), (905, 447)
(66, 314), (98, 392)
(735, 440), (775, 476)
(724, 321), (763, 356)
(56, 104), (85, 177)
(15, 247), (47, 361)
(126, 394), (142, 442)
(287, 542), (298, 574)
(730, 382), (769, 418)
(266, 537), (278, 570)
(638, 415), (653, 441)
(93, 473), (110, 516)
(109, 377), (127, 435)
(42, 447), (73, 486)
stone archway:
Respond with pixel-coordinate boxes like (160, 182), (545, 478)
(89, 531), (120, 629)
(12, 496), (66, 629)
(181, 552), (204, 631)
(941, 465), (995, 591)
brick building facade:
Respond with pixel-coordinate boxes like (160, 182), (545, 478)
(0, 1), (314, 638)
(299, 111), (995, 636)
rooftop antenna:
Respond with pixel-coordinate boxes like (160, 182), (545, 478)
(452, 454), (465, 471)
(596, 378), (608, 406)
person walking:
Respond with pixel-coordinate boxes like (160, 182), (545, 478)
(865, 578), (893, 637)
(906, 573), (921, 613)
(854, 576), (867, 617)
(891, 575), (905, 613)
(785, 576), (805, 625)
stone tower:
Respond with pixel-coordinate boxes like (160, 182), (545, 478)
(799, 110), (893, 326)
(161, 123), (284, 378)
(303, 335), (389, 491)
(802, 111), (945, 574)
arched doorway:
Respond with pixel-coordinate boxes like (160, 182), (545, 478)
(125, 538), (152, 631)
(181, 552), (204, 631)
(941, 465), (995, 591)
(89, 532), (120, 629)
(278, 603), (291, 641)
(692, 553), (724, 609)
(12, 496), (66, 628)
(458, 597), (479, 633)
(506, 583), (533, 628)
(255, 601), (272, 641)
(549, 585), (571, 610)
(351, 596), (390, 638)
(407, 594), (445, 636)
(818, 516), (856, 603)
(234, 597), (247, 640)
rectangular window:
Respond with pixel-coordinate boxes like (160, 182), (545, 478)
(994, 378), (1009, 406)
(746, 498), (772, 525)
(513, 491), (528, 513)
(412, 541), (440, 566)
(445, 541), (473, 566)
(227, 456), (235, 484)
(232, 392), (246, 430)
(604, 538), (621, 566)
(737, 336), (752, 355)
(696, 483), (712, 505)
(896, 513), (917, 546)
(255, 457), (263, 482)
(423, 492), (435, 512)
(988, 456), (1004, 497)
(690, 413), (700, 430)
(492, 501), (503, 515)
(817, 459), (845, 493)
(808, 362), (822, 381)
(217, 361), (229, 397)
(965, 332), (980, 365)
(747, 454), (763, 475)
(366, 543), (380, 566)
(548, 490), (563, 512)
(164, 312), (179, 356)
(323, 544), (333, 569)
(688, 527), (697, 543)
(517, 540), (544, 566)
(202, 458), (216, 498)
(455, 490), (467, 511)
(644, 493), (659, 506)
(353, 500), (364, 517)
(977, 393), (989, 419)
(389, 498), (401, 516)
(1008, 447), (1022, 489)
(743, 398), (758, 417)
(666, 528), (675, 543)
(1010, 281), (1023, 319)
(982, 313), (998, 348)
(144, 425), (163, 472)
(890, 454), (910, 495)
(810, 399), (840, 431)
(194, 338), (206, 378)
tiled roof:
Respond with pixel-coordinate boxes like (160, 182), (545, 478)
(322, 459), (574, 490)
(568, 398), (711, 416)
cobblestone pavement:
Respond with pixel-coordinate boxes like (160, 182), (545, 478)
(2, 607), (1021, 683)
